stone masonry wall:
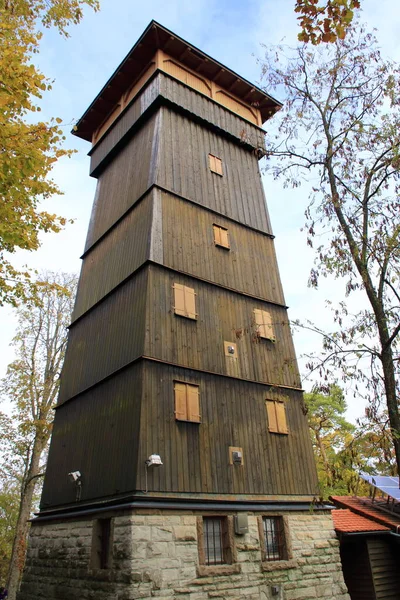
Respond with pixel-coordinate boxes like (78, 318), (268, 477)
(18, 509), (350, 600)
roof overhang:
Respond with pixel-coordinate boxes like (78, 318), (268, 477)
(73, 20), (282, 142)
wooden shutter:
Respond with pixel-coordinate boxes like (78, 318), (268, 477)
(209, 154), (216, 172)
(266, 400), (288, 434)
(266, 400), (278, 433)
(184, 286), (196, 320)
(254, 309), (265, 337)
(276, 401), (288, 434)
(174, 283), (186, 317)
(209, 154), (223, 176)
(262, 310), (275, 342)
(174, 382), (188, 420)
(254, 309), (275, 341)
(214, 224), (229, 249)
(219, 227), (229, 247)
(213, 224), (221, 245)
(187, 385), (201, 422)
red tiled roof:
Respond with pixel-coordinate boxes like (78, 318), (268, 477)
(330, 496), (400, 532)
(332, 509), (390, 533)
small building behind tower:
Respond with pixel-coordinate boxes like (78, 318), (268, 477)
(18, 22), (349, 600)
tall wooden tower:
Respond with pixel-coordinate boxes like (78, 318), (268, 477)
(19, 22), (349, 600)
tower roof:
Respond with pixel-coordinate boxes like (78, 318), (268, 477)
(73, 20), (281, 141)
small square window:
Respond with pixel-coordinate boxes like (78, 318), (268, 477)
(266, 400), (289, 435)
(174, 381), (201, 423)
(173, 283), (197, 320)
(262, 517), (287, 561)
(209, 154), (223, 176)
(91, 518), (113, 570)
(213, 224), (230, 249)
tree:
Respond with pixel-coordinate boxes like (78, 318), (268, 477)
(0, 480), (20, 586)
(0, 0), (99, 306)
(304, 386), (394, 498)
(261, 24), (400, 473)
(0, 272), (77, 599)
(295, 0), (361, 44)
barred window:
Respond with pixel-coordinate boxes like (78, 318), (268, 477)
(262, 517), (286, 561)
(203, 517), (230, 565)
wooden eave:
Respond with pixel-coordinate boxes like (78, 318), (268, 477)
(73, 20), (282, 141)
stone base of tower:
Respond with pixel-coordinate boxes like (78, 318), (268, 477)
(18, 508), (349, 600)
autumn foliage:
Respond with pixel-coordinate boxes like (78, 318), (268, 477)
(0, 0), (99, 306)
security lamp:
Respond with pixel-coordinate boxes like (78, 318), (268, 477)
(145, 454), (163, 467)
(68, 471), (82, 483)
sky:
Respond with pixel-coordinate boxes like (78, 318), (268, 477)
(1, 0), (400, 422)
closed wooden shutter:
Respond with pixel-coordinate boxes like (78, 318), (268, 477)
(276, 402), (288, 434)
(254, 309), (275, 341)
(213, 224), (221, 245)
(209, 154), (223, 176)
(174, 283), (186, 317)
(184, 286), (196, 320)
(254, 309), (265, 336)
(174, 284), (197, 319)
(266, 400), (288, 435)
(174, 382), (200, 423)
(266, 400), (278, 433)
(174, 382), (188, 420)
(213, 224), (229, 249)
(220, 227), (229, 247)
(187, 385), (201, 422)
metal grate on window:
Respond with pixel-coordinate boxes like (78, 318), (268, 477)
(263, 517), (286, 561)
(204, 517), (224, 565)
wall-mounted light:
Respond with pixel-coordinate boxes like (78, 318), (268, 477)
(143, 454), (163, 494)
(68, 471), (82, 501)
(145, 454), (163, 467)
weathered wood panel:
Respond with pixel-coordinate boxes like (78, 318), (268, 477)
(89, 72), (266, 176)
(340, 540), (375, 600)
(73, 192), (154, 321)
(157, 107), (272, 234)
(368, 538), (400, 599)
(138, 361), (318, 496)
(160, 191), (284, 305)
(145, 265), (301, 389)
(58, 268), (148, 404)
(84, 112), (160, 251)
(41, 363), (143, 509)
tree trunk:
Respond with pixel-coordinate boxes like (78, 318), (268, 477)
(6, 436), (45, 600)
(315, 430), (332, 486)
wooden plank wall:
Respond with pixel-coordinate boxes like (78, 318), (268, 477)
(84, 111), (160, 251)
(73, 192), (154, 321)
(89, 73), (266, 177)
(160, 191), (284, 305)
(58, 268), (148, 404)
(138, 361), (318, 496)
(368, 537), (400, 599)
(157, 107), (272, 234)
(340, 540), (375, 600)
(41, 363), (143, 509)
(145, 265), (301, 389)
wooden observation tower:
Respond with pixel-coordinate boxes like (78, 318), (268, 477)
(18, 22), (350, 600)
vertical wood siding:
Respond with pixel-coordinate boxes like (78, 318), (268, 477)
(84, 112), (160, 251)
(340, 540), (375, 600)
(160, 191), (284, 304)
(157, 108), (272, 234)
(89, 73), (266, 177)
(41, 363), (143, 509)
(145, 265), (301, 389)
(58, 269), (148, 404)
(73, 192), (154, 321)
(368, 538), (400, 599)
(138, 362), (318, 496)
